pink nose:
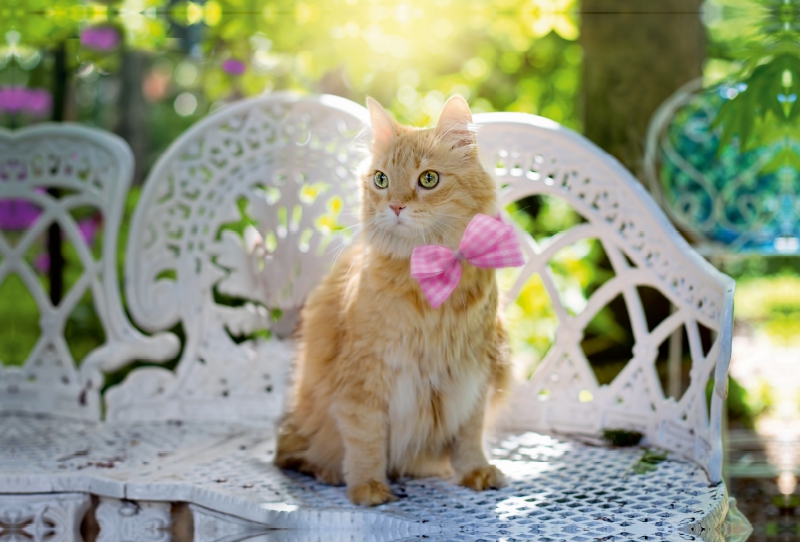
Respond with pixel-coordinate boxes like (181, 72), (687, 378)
(390, 204), (406, 216)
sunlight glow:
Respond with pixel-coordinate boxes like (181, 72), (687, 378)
(174, 92), (197, 116)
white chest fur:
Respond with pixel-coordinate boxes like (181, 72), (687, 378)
(383, 350), (485, 470)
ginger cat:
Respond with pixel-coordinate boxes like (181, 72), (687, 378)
(275, 95), (511, 506)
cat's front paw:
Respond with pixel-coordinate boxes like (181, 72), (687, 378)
(459, 464), (507, 491)
(347, 480), (398, 506)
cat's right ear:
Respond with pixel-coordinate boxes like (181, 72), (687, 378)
(366, 97), (396, 154)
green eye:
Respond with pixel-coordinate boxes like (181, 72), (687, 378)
(374, 171), (388, 188)
(418, 170), (439, 189)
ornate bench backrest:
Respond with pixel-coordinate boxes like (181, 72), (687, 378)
(110, 95), (733, 482)
(109, 94), (368, 423)
(476, 113), (734, 482)
(0, 125), (176, 420)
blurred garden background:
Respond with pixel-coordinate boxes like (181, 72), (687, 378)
(1, 0), (799, 539)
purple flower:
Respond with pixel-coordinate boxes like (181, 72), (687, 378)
(0, 87), (52, 117)
(77, 216), (100, 246)
(222, 59), (246, 75)
(0, 199), (41, 230)
(35, 253), (50, 273)
(25, 89), (51, 116)
(0, 199), (101, 273)
(80, 26), (120, 51)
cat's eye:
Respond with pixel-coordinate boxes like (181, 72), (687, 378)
(418, 170), (439, 189)
(374, 171), (388, 189)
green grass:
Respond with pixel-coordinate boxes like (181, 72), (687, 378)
(0, 274), (42, 366)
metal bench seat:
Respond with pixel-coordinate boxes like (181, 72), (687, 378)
(0, 94), (742, 541)
(1, 413), (728, 541)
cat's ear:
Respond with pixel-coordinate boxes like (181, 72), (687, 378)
(366, 97), (397, 153)
(436, 95), (474, 148)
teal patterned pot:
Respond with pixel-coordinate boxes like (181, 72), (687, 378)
(645, 79), (800, 255)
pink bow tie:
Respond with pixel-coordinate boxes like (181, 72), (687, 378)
(410, 214), (525, 308)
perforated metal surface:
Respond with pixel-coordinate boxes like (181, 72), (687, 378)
(0, 413), (727, 540)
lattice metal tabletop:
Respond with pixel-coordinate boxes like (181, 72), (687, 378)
(1, 413), (730, 541)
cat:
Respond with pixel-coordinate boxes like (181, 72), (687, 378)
(275, 95), (511, 506)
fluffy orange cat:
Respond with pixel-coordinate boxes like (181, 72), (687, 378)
(275, 95), (511, 506)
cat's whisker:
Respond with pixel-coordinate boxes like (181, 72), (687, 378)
(431, 122), (459, 146)
(327, 217), (378, 268)
(426, 211), (470, 219)
(509, 205), (532, 216)
(337, 215), (374, 237)
(329, 235), (355, 263)
(420, 224), (436, 244)
(426, 220), (458, 237)
(337, 222), (365, 231)
(431, 227), (449, 245)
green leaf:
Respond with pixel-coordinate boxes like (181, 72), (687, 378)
(630, 449), (669, 475)
(739, 95), (756, 150)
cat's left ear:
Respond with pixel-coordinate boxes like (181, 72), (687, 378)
(435, 95), (474, 148)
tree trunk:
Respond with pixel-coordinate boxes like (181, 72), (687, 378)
(48, 42), (68, 305)
(580, 0), (705, 179)
(116, 51), (149, 185)
(579, 1), (706, 378)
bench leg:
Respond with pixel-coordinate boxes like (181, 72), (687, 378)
(0, 492), (91, 542)
(95, 497), (171, 542)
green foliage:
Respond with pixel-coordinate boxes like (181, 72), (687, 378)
(504, 198), (629, 373)
(704, 376), (770, 429)
(0, 0), (83, 46)
(704, 0), (800, 60)
(0, 274), (41, 366)
(708, 0), (800, 171)
(3, 0), (582, 130)
(713, 54), (800, 160)
(629, 449), (668, 475)
(735, 273), (800, 344)
(728, 376), (773, 427)
(64, 291), (106, 365)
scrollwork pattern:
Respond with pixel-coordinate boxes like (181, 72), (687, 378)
(475, 114), (733, 482)
(0, 125), (178, 420)
(112, 95), (368, 422)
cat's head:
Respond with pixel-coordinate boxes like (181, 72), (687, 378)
(360, 96), (496, 259)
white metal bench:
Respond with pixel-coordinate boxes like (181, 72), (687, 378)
(0, 94), (745, 541)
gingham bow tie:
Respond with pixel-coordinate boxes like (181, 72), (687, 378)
(410, 214), (525, 308)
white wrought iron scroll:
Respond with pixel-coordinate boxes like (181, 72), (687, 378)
(0, 492), (90, 542)
(0, 125), (178, 420)
(111, 93), (369, 423)
(475, 113), (734, 483)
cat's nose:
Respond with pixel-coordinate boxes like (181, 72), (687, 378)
(389, 204), (406, 216)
